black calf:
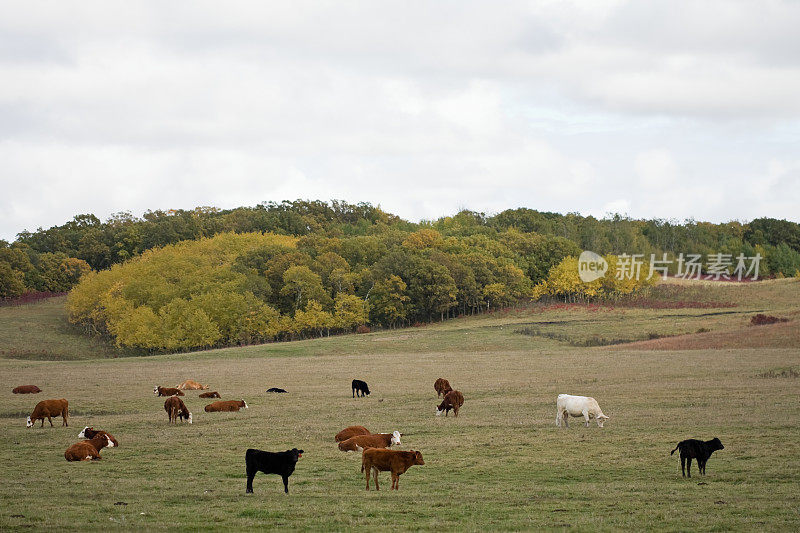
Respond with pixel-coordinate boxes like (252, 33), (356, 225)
(245, 448), (303, 493)
(671, 437), (724, 477)
(266, 387), (287, 393)
(352, 379), (370, 398)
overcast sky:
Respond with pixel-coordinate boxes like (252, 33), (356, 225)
(2, 1), (799, 241)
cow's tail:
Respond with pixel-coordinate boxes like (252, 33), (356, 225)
(360, 453), (366, 473)
(670, 444), (680, 455)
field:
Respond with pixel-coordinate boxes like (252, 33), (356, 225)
(1, 279), (799, 531)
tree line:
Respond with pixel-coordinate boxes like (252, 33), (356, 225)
(3, 200), (800, 303)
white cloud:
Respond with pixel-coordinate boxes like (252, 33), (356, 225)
(1, 1), (799, 241)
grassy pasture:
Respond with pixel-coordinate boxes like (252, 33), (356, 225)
(0, 280), (799, 531)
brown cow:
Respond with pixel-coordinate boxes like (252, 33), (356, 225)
(12, 385), (42, 394)
(164, 396), (192, 424)
(27, 399), (68, 427)
(361, 448), (424, 490)
(335, 425), (370, 442)
(176, 380), (209, 390)
(199, 391), (221, 398)
(338, 431), (401, 452)
(436, 390), (464, 417)
(79, 426), (119, 447)
(64, 433), (115, 461)
(204, 399), (247, 412)
(434, 378), (452, 398)
(154, 386), (184, 397)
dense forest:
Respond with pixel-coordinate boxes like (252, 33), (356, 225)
(3, 200), (800, 351)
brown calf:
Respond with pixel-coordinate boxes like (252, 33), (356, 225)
(199, 391), (221, 398)
(434, 378), (452, 397)
(338, 431), (401, 452)
(12, 385), (42, 394)
(204, 399), (247, 412)
(79, 426), (119, 447)
(164, 396), (192, 424)
(27, 399), (68, 428)
(64, 433), (115, 461)
(361, 448), (424, 490)
(436, 390), (464, 417)
(154, 386), (184, 397)
(176, 380), (209, 390)
(335, 425), (370, 442)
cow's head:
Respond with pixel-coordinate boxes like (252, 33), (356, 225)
(153, 386), (159, 395)
(412, 450), (425, 465)
(435, 407), (443, 416)
(709, 437), (724, 451)
(391, 430), (402, 446)
(289, 448), (303, 461)
(242, 400), (249, 409)
(78, 426), (91, 438)
(105, 435), (116, 448)
(597, 414), (609, 428)
(26, 416), (33, 428)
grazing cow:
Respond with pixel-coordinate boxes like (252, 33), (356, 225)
(12, 385), (42, 394)
(154, 386), (184, 397)
(434, 378), (452, 398)
(79, 426), (119, 447)
(335, 425), (370, 442)
(199, 391), (221, 398)
(436, 390), (464, 417)
(352, 379), (370, 398)
(176, 380), (209, 390)
(361, 448), (424, 491)
(266, 387), (288, 393)
(556, 394), (609, 428)
(164, 396), (192, 424)
(671, 438), (725, 477)
(64, 433), (115, 461)
(27, 399), (69, 428)
(246, 448), (303, 494)
(205, 399), (248, 412)
(338, 431), (401, 452)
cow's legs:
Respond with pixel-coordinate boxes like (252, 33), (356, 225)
(282, 475), (289, 493)
(680, 456), (686, 477)
(686, 458), (692, 478)
(391, 472), (399, 490)
(48, 416), (53, 427)
(582, 410), (590, 427)
(246, 466), (256, 493)
(453, 407), (458, 417)
(556, 411), (561, 427)
(365, 466), (371, 490)
(563, 413), (569, 428)
(699, 460), (706, 475)
(372, 467), (380, 491)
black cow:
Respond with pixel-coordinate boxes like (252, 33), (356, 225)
(352, 379), (370, 398)
(245, 448), (303, 494)
(671, 437), (725, 477)
(266, 388), (287, 393)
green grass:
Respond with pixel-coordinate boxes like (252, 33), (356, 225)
(0, 281), (799, 531)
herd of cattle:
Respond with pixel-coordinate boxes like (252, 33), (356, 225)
(13, 377), (725, 491)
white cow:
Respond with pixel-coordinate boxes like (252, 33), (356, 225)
(556, 394), (609, 428)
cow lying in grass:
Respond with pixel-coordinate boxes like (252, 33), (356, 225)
(12, 385), (41, 394)
(556, 394), (609, 428)
(176, 380), (209, 390)
(361, 448), (424, 490)
(338, 431), (401, 452)
(79, 426), (119, 447)
(335, 425), (370, 442)
(245, 448), (303, 494)
(27, 399), (69, 428)
(671, 438), (725, 477)
(164, 396), (192, 424)
(205, 399), (247, 412)
(199, 391), (221, 398)
(64, 433), (115, 461)
(154, 386), (184, 397)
